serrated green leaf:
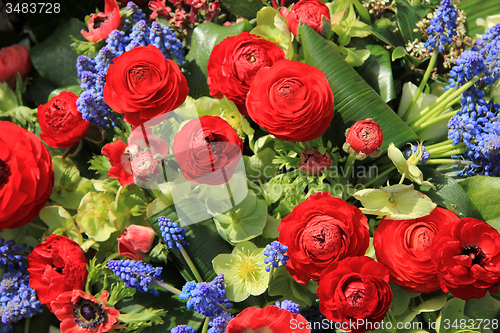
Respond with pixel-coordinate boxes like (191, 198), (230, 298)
(465, 292), (500, 321)
(300, 24), (418, 152)
(389, 283), (420, 317)
(267, 266), (317, 308)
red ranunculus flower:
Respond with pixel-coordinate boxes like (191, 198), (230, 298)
(51, 290), (120, 333)
(207, 32), (285, 116)
(431, 217), (500, 301)
(374, 207), (459, 293)
(317, 256), (393, 333)
(278, 192), (369, 285)
(282, 0), (331, 37)
(0, 121), (54, 230)
(298, 148), (332, 175)
(38, 91), (90, 149)
(344, 119), (384, 157)
(28, 235), (88, 311)
(103, 44), (188, 126)
(172, 115), (243, 185)
(81, 0), (121, 43)
(0, 44), (31, 89)
(102, 127), (169, 186)
(226, 305), (310, 333)
(246, 59), (334, 142)
(117, 224), (156, 260)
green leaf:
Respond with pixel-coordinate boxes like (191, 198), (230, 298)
(51, 156), (93, 210)
(465, 292), (500, 321)
(47, 85), (81, 101)
(267, 266), (317, 308)
(437, 298), (466, 333)
(458, 0), (500, 37)
(356, 44), (396, 103)
(420, 168), (473, 219)
(369, 18), (405, 48)
(299, 24), (418, 152)
(389, 283), (420, 317)
(0, 82), (18, 112)
(395, 0), (420, 44)
(183, 21), (253, 97)
(460, 176), (500, 225)
(146, 200), (233, 281)
(392, 45), (407, 61)
(30, 18), (86, 88)
(220, 0), (264, 19)
(250, 7), (292, 58)
(39, 205), (84, 247)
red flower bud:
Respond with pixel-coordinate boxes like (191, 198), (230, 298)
(298, 148), (332, 175)
(284, 0), (331, 37)
(344, 119), (383, 158)
(0, 44), (31, 89)
(117, 225), (156, 260)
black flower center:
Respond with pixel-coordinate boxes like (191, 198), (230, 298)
(0, 159), (11, 190)
(461, 244), (484, 266)
(93, 16), (108, 29)
(73, 297), (105, 330)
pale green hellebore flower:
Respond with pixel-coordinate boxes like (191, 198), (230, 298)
(353, 184), (437, 220)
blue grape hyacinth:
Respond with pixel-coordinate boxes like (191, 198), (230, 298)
(263, 241), (289, 272)
(424, 0), (458, 51)
(276, 300), (300, 314)
(179, 274), (232, 318)
(208, 312), (233, 333)
(171, 325), (197, 333)
(158, 216), (189, 249)
(107, 259), (163, 296)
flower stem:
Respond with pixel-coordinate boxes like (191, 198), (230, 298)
(429, 147), (468, 158)
(412, 110), (457, 133)
(425, 139), (454, 150)
(426, 141), (466, 155)
(179, 247), (204, 283)
(403, 50), (439, 122)
(344, 152), (357, 181)
(152, 278), (182, 295)
(24, 318), (30, 333)
(202, 316), (210, 333)
(423, 158), (473, 165)
(362, 165), (396, 188)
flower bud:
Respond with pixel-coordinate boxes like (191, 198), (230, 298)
(284, 0), (331, 37)
(343, 119), (383, 159)
(81, 0), (120, 43)
(117, 225), (156, 260)
(0, 44), (31, 89)
(298, 148), (332, 175)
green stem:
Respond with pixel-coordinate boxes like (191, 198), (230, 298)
(153, 278), (182, 295)
(412, 77), (478, 128)
(405, 87), (454, 125)
(425, 139), (454, 150)
(24, 318), (30, 333)
(201, 316), (210, 333)
(412, 110), (457, 132)
(28, 222), (48, 231)
(114, 185), (124, 211)
(403, 50), (439, 122)
(180, 247), (204, 283)
(429, 147), (469, 158)
(424, 158), (473, 165)
(426, 142), (466, 155)
(344, 152), (357, 181)
(362, 165), (396, 188)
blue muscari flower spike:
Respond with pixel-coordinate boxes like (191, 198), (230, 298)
(0, 267), (44, 326)
(404, 144), (430, 164)
(107, 260), (163, 296)
(179, 274), (232, 318)
(263, 241), (289, 272)
(208, 312), (233, 333)
(275, 300), (300, 314)
(0, 238), (29, 271)
(171, 325), (197, 333)
(158, 216), (189, 249)
(424, 0), (458, 52)
(75, 1), (186, 129)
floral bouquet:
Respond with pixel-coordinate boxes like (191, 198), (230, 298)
(1, 0), (500, 332)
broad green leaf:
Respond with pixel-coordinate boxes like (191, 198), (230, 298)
(183, 21), (253, 98)
(370, 18), (405, 48)
(460, 176), (500, 225)
(389, 284), (420, 317)
(220, 0), (264, 19)
(465, 292), (500, 321)
(420, 168), (473, 219)
(51, 156), (93, 210)
(146, 200), (233, 281)
(250, 7), (292, 58)
(357, 44), (396, 103)
(458, 0), (500, 37)
(39, 205), (84, 247)
(395, 0), (420, 44)
(300, 24), (418, 152)
(339, 46), (370, 67)
(267, 266), (317, 308)
(0, 82), (18, 112)
(262, 214), (280, 239)
(31, 18), (86, 88)
(412, 295), (447, 313)
(47, 85), (81, 101)
(436, 298), (466, 333)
